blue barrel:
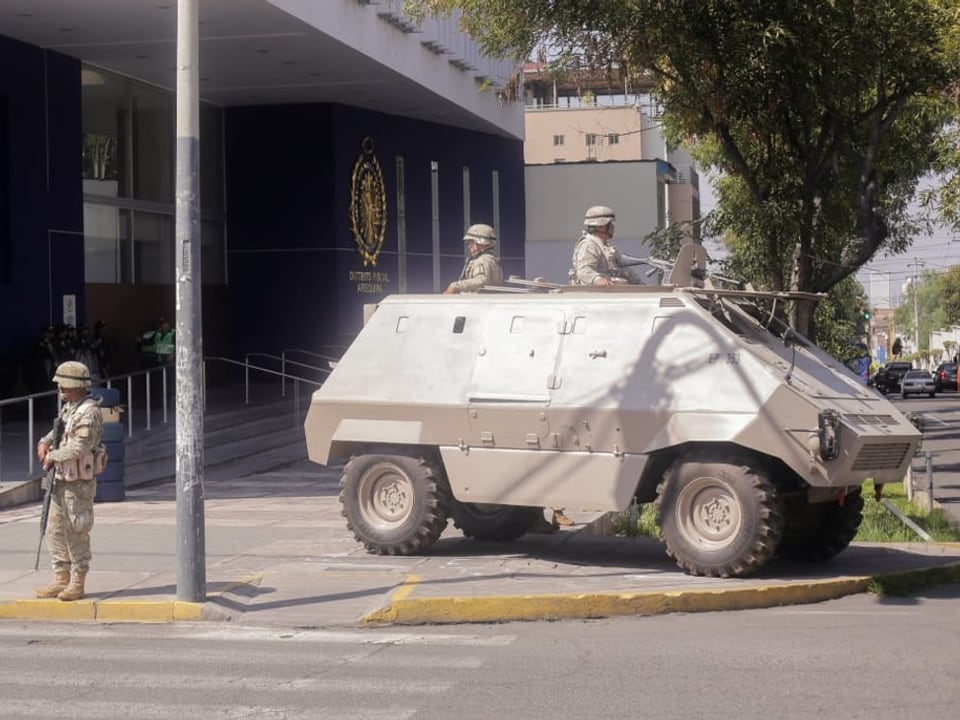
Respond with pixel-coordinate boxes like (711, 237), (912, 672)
(90, 387), (121, 408)
(103, 439), (125, 463)
(95, 478), (126, 503)
(95, 426), (126, 503)
(101, 422), (125, 443)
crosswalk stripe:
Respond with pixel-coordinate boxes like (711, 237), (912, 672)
(0, 623), (516, 646)
(0, 674), (453, 694)
(0, 700), (415, 720)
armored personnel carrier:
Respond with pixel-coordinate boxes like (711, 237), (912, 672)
(304, 276), (920, 578)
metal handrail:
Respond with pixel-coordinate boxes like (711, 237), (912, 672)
(243, 352), (330, 400)
(281, 348), (343, 396)
(1, 356), (325, 487)
(203, 356), (324, 423)
(0, 364), (172, 483)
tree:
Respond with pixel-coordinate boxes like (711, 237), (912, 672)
(893, 271), (950, 352)
(813, 276), (870, 364)
(408, 1), (960, 340)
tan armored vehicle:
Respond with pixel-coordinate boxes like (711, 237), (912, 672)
(305, 277), (920, 578)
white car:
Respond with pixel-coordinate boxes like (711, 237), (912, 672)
(901, 369), (936, 398)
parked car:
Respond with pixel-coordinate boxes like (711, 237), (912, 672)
(901, 369), (936, 398)
(934, 362), (958, 392)
(871, 361), (913, 394)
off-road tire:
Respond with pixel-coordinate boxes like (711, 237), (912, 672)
(777, 489), (864, 562)
(655, 453), (784, 578)
(339, 454), (452, 555)
(451, 502), (543, 541)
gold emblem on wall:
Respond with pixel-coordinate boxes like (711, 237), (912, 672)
(349, 137), (387, 267)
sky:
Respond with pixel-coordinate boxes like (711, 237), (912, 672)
(697, 175), (960, 309)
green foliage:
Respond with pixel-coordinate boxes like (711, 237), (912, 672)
(408, 0), (960, 341)
(611, 503), (659, 538)
(857, 480), (960, 543)
(813, 276), (870, 362)
(893, 269), (959, 352)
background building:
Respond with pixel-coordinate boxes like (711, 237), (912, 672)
(522, 63), (701, 283)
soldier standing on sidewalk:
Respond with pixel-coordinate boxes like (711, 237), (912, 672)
(34, 361), (106, 602)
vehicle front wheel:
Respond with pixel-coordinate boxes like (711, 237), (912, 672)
(777, 490), (864, 562)
(655, 452), (784, 578)
(339, 453), (452, 555)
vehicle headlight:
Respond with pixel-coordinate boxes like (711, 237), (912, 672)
(817, 410), (840, 461)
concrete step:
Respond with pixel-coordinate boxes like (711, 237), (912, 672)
(123, 397), (310, 487)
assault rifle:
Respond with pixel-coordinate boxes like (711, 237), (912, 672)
(34, 416), (64, 571)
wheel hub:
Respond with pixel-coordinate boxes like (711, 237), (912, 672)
(359, 464), (413, 528)
(677, 476), (742, 547)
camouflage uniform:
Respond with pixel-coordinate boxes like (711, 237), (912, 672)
(40, 393), (105, 574)
(571, 233), (639, 286)
(451, 250), (503, 293)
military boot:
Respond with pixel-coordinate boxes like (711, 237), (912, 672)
(34, 569), (70, 598)
(57, 569), (87, 602)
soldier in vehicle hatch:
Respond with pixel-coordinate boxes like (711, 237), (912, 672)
(444, 224), (503, 294)
(570, 205), (639, 287)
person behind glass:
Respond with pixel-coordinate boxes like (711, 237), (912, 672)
(443, 223), (503, 294)
(570, 205), (640, 287)
(154, 317), (175, 366)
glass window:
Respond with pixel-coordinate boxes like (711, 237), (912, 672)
(553, 134), (564, 146)
(201, 220), (225, 285)
(81, 68), (129, 198)
(81, 64), (225, 286)
(131, 83), (174, 204)
(585, 134), (597, 146)
(84, 205), (131, 283)
(608, 134), (620, 145)
(133, 212), (174, 284)
(201, 103), (224, 213)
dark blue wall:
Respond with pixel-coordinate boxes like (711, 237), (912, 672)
(0, 35), (82, 359)
(225, 102), (525, 355)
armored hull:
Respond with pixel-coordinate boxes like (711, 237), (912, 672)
(305, 285), (920, 577)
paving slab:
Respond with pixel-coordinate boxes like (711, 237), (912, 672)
(2, 465), (959, 627)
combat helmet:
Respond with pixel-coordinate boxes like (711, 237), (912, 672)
(463, 223), (496, 248)
(52, 361), (92, 388)
(584, 205), (616, 228)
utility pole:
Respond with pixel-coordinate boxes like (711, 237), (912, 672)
(907, 257), (926, 354)
(175, 0), (205, 601)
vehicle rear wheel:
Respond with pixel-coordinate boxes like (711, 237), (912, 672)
(451, 501), (543, 541)
(339, 453), (451, 555)
(777, 489), (864, 562)
(655, 452), (784, 578)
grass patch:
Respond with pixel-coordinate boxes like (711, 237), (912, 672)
(611, 481), (960, 544)
(856, 480), (960, 543)
(867, 564), (960, 597)
(612, 503), (659, 538)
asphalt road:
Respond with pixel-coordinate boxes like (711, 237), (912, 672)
(2, 584), (959, 719)
(888, 391), (960, 524)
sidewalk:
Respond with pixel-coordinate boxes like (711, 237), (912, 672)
(2, 460), (959, 627)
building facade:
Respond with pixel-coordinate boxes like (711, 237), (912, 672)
(0, 0), (525, 393)
(522, 71), (700, 284)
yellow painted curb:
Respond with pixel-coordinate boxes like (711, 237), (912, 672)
(0, 598), (205, 622)
(95, 600), (205, 622)
(0, 599), (97, 621)
(363, 577), (873, 625)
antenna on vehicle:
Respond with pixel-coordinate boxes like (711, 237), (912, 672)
(783, 328), (798, 383)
